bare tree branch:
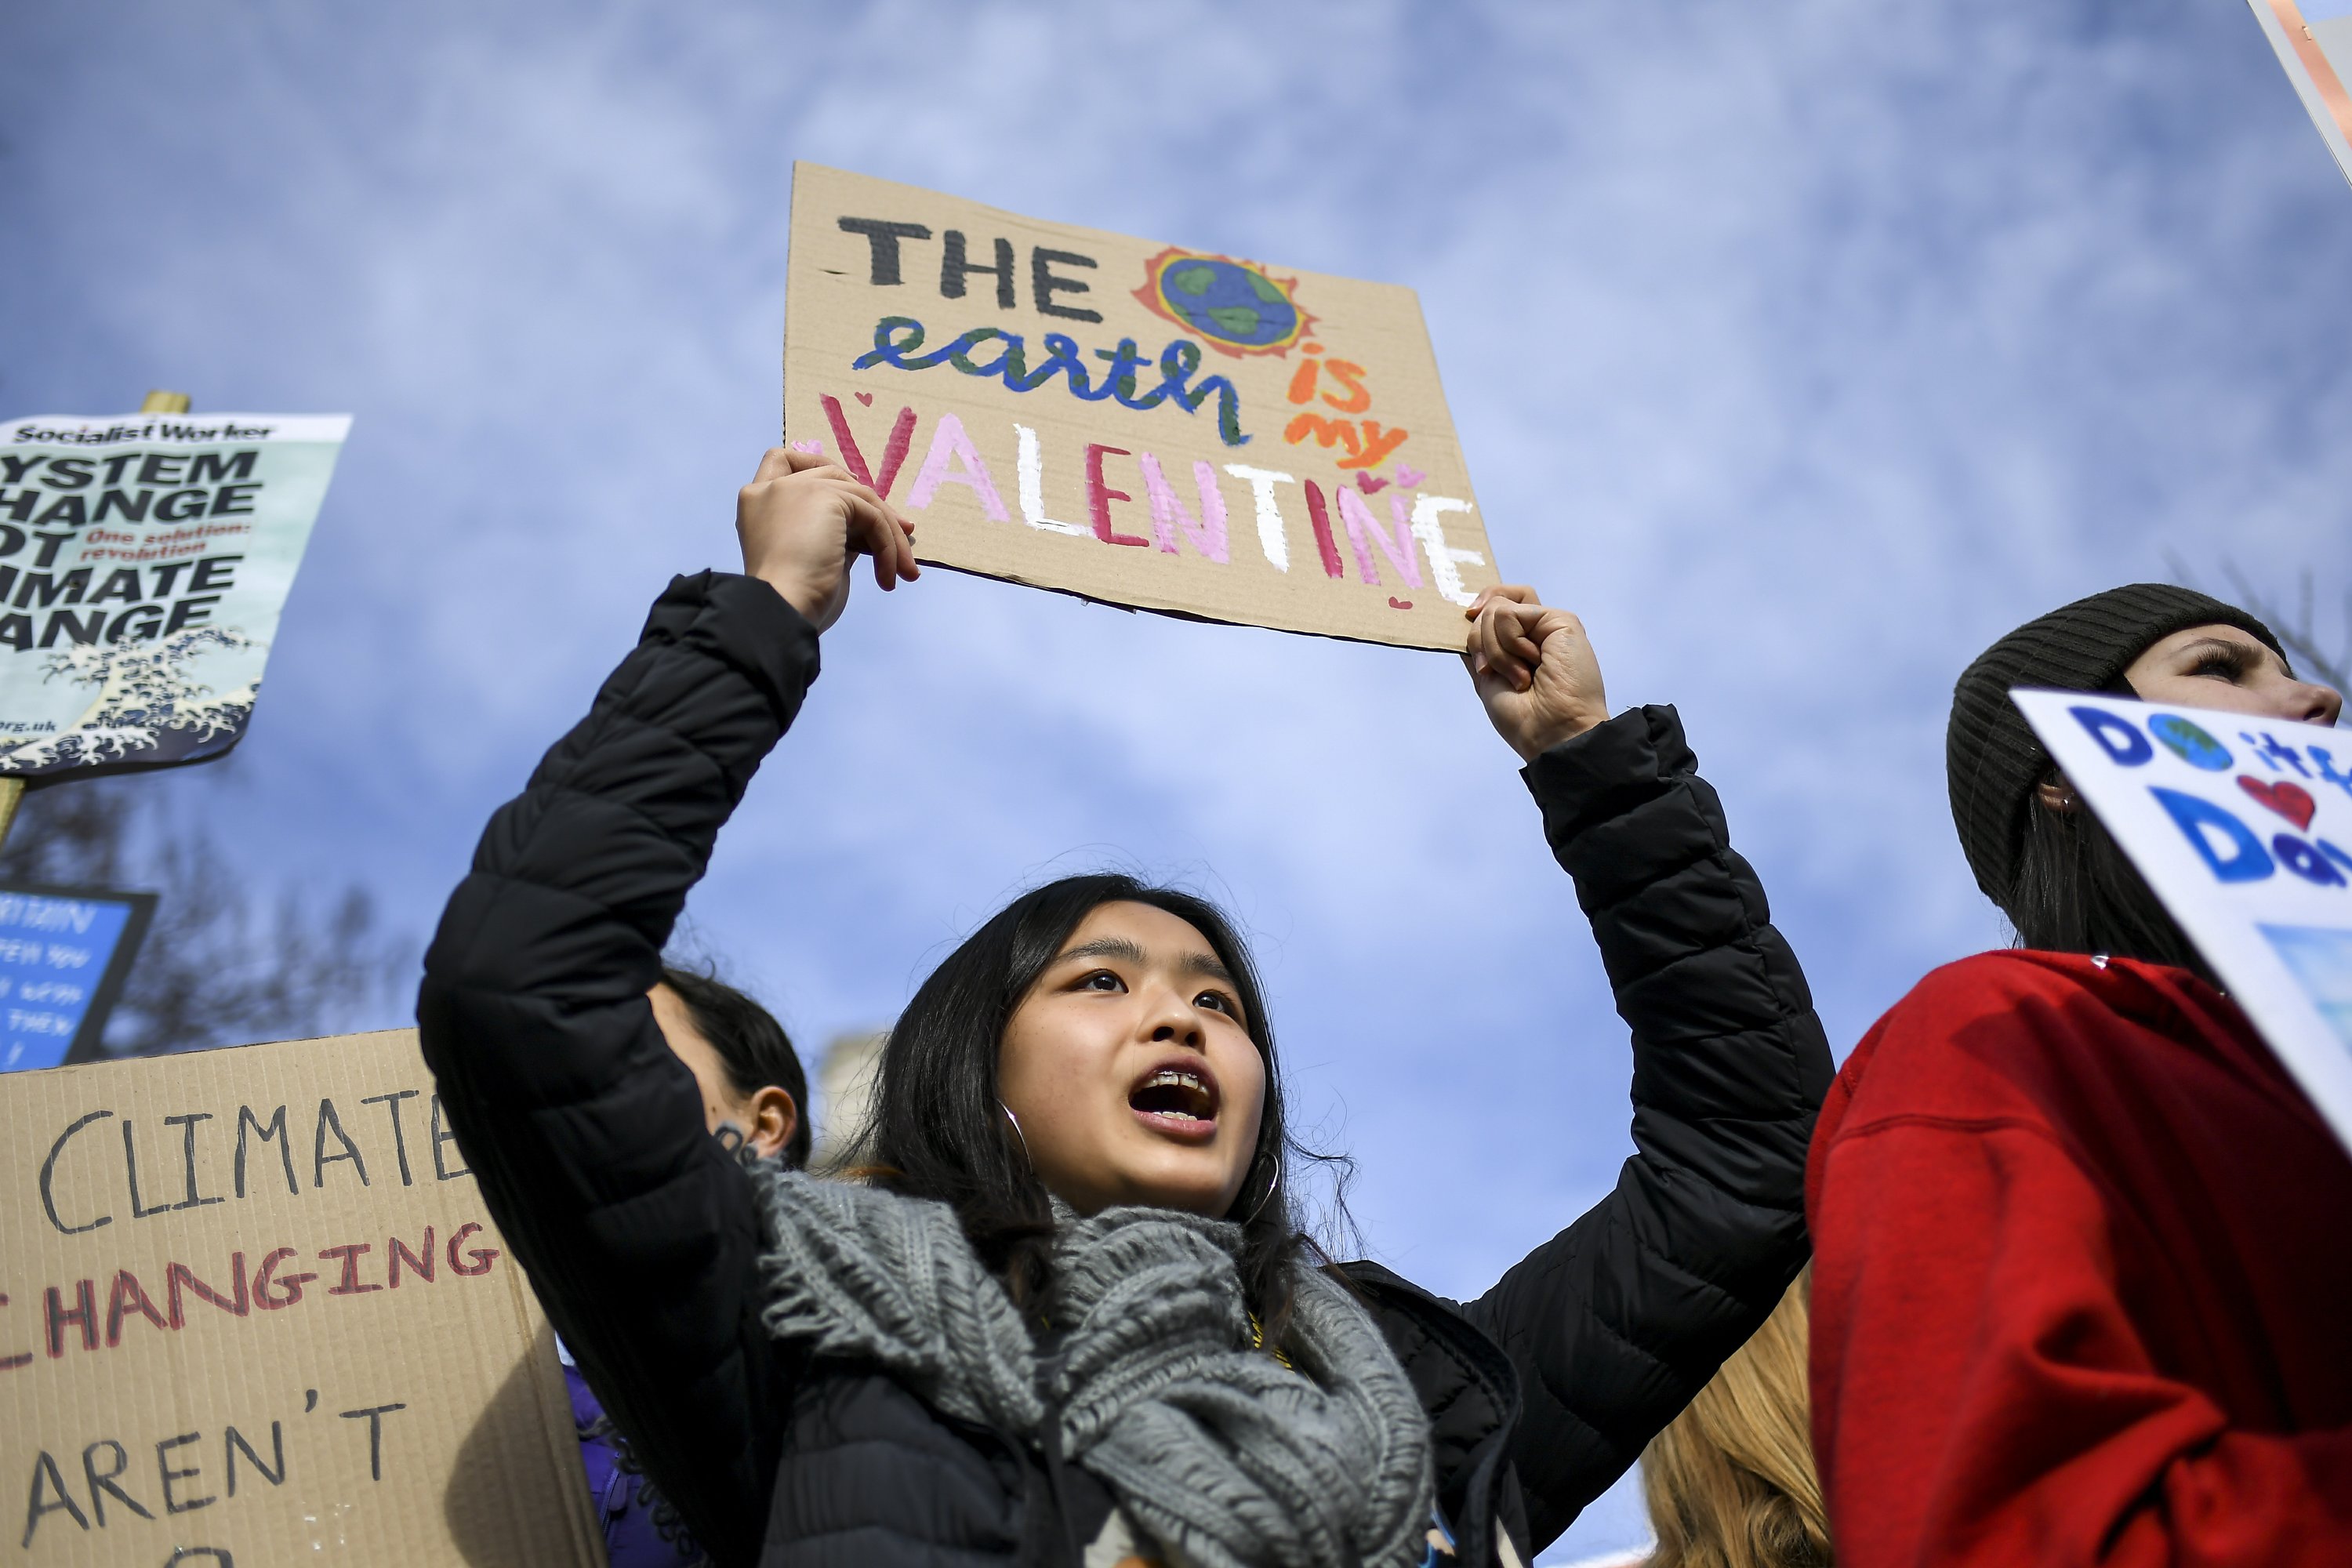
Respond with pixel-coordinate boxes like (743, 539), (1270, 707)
(0, 769), (407, 1057)
(2165, 557), (2352, 693)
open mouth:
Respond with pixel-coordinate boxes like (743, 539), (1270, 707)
(1129, 1064), (1219, 1129)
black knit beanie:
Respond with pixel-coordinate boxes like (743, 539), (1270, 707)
(1947, 583), (2287, 903)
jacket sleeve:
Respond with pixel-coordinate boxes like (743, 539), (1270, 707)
(1456, 704), (1833, 1551)
(1810, 1015), (2352, 1566)
(415, 571), (818, 1568)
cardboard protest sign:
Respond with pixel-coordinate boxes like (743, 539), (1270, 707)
(2015, 690), (2352, 1154)
(0, 1030), (602, 1566)
(0, 414), (350, 780)
(784, 163), (1499, 651)
(0, 884), (156, 1074)
(2246, 0), (2352, 190)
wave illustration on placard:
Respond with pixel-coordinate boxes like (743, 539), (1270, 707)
(1, 626), (260, 774)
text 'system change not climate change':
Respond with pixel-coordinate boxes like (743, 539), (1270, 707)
(0, 413), (350, 781)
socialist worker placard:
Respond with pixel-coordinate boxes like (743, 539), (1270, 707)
(0, 413), (349, 780)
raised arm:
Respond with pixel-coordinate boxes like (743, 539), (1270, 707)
(1453, 587), (1834, 1550)
(415, 450), (914, 1566)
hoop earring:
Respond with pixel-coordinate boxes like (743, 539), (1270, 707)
(999, 1102), (1033, 1168)
(1244, 1156), (1283, 1224)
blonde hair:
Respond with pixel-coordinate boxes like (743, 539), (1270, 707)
(1641, 1269), (1830, 1568)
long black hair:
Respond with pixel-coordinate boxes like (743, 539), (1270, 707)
(851, 873), (1322, 1343)
(2002, 771), (2209, 980)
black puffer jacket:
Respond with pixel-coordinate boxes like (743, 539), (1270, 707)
(417, 573), (1831, 1568)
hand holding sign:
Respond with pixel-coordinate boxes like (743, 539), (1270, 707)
(1464, 585), (1610, 762)
(735, 446), (919, 632)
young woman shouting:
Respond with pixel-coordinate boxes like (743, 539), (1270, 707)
(418, 450), (1831, 1568)
(1808, 584), (2352, 1566)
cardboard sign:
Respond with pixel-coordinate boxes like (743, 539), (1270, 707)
(2015, 690), (2352, 1154)
(783, 164), (1499, 651)
(2247, 0), (2352, 191)
(0, 414), (350, 780)
(0, 884), (156, 1074)
(0, 1030), (601, 1566)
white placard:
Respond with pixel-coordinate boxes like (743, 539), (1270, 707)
(2245, 0), (2352, 194)
(0, 412), (350, 779)
(2016, 688), (2352, 1153)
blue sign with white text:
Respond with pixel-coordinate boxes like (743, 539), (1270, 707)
(0, 887), (151, 1072)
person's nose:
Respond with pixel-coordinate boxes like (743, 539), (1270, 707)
(2292, 678), (2343, 727)
(1141, 980), (1207, 1051)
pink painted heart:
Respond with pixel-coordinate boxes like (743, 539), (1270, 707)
(2238, 775), (2317, 832)
(789, 439), (822, 455)
(1395, 464), (1426, 488)
(854, 391), (874, 406)
(1355, 472), (1390, 493)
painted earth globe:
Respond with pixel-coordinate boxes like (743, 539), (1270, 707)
(1154, 259), (1300, 350)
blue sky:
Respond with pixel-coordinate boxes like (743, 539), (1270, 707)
(8, 3), (2352, 1557)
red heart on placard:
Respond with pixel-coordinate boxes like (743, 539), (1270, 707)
(2238, 775), (2317, 831)
(855, 391), (874, 406)
(1356, 472), (1389, 493)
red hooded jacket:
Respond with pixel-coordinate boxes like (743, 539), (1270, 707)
(1807, 950), (2352, 1566)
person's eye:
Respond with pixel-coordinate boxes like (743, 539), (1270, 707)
(1195, 990), (1238, 1018)
(2189, 650), (2247, 681)
(1076, 970), (1124, 993)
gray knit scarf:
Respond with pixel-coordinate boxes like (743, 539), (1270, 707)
(750, 1168), (1435, 1568)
